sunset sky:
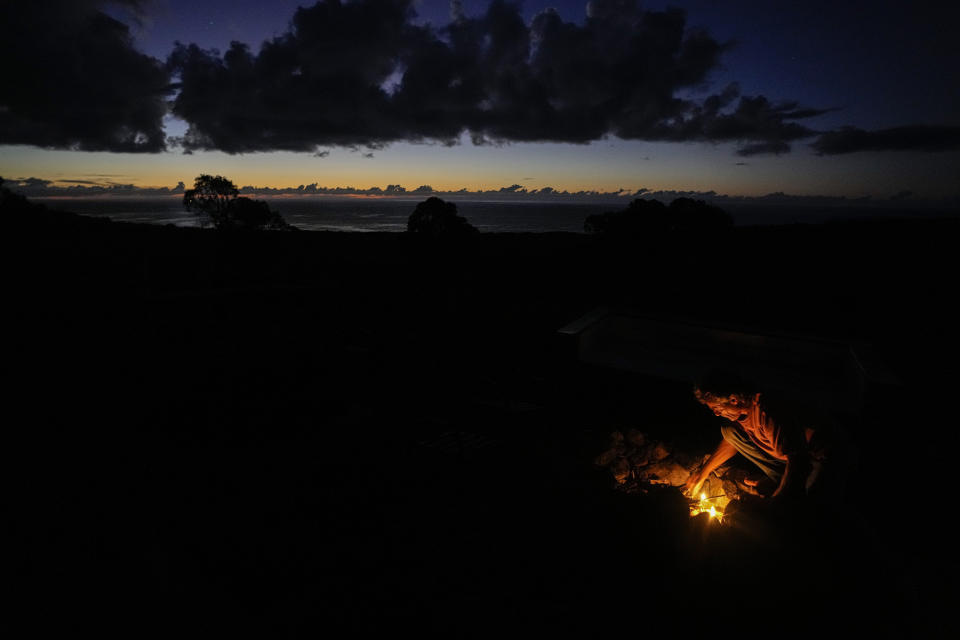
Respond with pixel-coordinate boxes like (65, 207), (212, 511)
(2, 0), (958, 199)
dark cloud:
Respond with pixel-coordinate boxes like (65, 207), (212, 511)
(735, 141), (791, 157)
(811, 125), (960, 154)
(22, 177), (54, 188)
(637, 87), (827, 155)
(0, 1), (171, 152)
(167, 0), (418, 153)
(9, 0), (949, 159)
(166, 0), (821, 155)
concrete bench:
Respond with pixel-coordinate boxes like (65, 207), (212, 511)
(558, 307), (899, 417)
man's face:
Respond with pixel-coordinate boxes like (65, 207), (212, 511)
(702, 395), (747, 421)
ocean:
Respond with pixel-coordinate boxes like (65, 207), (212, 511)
(31, 195), (958, 232)
(33, 196), (610, 232)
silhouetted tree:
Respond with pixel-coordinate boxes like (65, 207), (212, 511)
(183, 174), (292, 230)
(183, 174), (238, 227)
(584, 197), (732, 234)
(407, 197), (479, 237)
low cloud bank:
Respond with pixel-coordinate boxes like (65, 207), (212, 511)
(7, 178), (185, 197)
(8, 177), (956, 208)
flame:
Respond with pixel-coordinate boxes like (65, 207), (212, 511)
(689, 490), (727, 523)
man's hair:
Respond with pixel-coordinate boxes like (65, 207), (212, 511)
(693, 368), (759, 404)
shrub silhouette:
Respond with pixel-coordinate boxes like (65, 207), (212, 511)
(585, 197), (732, 234)
(585, 198), (667, 234)
(667, 197), (733, 231)
(407, 197), (479, 236)
(183, 174), (292, 230)
(227, 196), (291, 230)
(0, 176), (34, 216)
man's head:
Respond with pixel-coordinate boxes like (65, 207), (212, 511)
(693, 369), (758, 421)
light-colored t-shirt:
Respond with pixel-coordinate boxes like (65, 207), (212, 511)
(736, 393), (809, 461)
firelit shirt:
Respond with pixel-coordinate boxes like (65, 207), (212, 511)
(736, 393), (811, 461)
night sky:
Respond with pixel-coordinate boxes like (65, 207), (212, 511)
(2, 0), (959, 199)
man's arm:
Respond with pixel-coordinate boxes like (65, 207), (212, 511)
(684, 438), (737, 497)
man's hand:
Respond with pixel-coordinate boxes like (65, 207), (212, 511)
(739, 477), (764, 497)
(683, 471), (705, 498)
(685, 439), (738, 498)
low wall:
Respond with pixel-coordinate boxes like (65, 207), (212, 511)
(559, 307), (899, 416)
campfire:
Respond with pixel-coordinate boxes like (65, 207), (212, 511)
(594, 428), (741, 524)
(689, 491), (728, 522)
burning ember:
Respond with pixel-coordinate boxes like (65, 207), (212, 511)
(689, 491), (729, 523)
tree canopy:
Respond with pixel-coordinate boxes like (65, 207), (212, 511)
(183, 174), (291, 230)
(407, 197), (479, 237)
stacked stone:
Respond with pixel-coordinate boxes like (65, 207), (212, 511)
(594, 429), (740, 504)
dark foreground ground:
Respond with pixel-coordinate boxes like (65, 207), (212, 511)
(7, 209), (959, 637)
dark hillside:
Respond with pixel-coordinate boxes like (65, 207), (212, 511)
(8, 204), (958, 636)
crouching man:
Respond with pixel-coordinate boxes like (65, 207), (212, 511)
(684, 369), (855, 508)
